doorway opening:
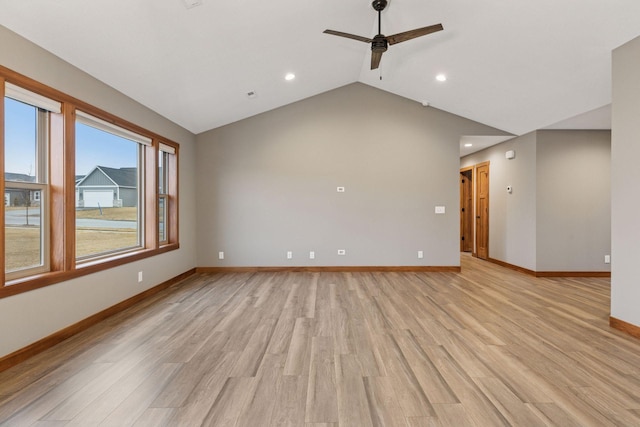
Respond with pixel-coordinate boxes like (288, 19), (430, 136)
(460, 167), (473, 252)
(459, 162), (490, 259)
(475, 162), (490, 260)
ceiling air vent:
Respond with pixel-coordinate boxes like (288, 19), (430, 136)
(182, 0), (203, 9)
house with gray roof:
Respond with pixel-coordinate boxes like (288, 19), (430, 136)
(75, 166), (138, 208)
(4, 173), (39, 207)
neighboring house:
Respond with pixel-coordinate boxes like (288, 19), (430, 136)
(4, 173), (39, 207)
(75, 166), (137, 208)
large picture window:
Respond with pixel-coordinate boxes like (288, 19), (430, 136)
(1, 70), (179, 298)
(75, 112), (148, 260)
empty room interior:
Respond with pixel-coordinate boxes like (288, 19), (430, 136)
(2, 1), (640, 425)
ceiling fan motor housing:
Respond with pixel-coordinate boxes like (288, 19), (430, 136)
(372, 35), (388, 52)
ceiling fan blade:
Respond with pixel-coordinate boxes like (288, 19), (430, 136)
(386, 23), (443, 45)
(371, 50), (383, 70)
(323, 30), (372, 43)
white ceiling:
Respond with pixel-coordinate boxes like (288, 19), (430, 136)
(1, 0), (638, 141)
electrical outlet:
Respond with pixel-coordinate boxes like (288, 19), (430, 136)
(605, 254), (611, 264)
(309, 251), (315, 259)
(418, 251), (424, 259)
(337, 249), (346, 256)
(287, 251), (292, 259)
(138, 271), (143, 283)
(218, 251), (224, 260)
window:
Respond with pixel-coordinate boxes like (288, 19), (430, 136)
(158, 143), (176, 245)
(1, 69), (179, 298)
(3, 84), (59, 280)
(75, 111), (149, 260)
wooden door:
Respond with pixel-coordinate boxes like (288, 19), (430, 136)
(460, 168), (473, 252)
(475, 162), (489, 259)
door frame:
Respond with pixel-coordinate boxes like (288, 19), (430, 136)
(474, 161), (490, 259)
(459, 167), (473, 252)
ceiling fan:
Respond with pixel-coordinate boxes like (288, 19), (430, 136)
(323, 0), (443, 70)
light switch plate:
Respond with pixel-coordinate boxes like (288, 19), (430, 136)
(435, 206), (445, 214)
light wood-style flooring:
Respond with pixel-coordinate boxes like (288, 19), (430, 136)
(1, 254), (639, 426)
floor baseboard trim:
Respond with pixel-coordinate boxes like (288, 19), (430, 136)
(196, 266), (461, 273)
(610, 316), (640, 340)
(535, 271), (611, 278)
(486, 257), (611, 278)
(0, 268), (197, 374)
(487, 258), (536, 276)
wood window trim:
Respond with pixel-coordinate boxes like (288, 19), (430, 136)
(1, 65), (180, 299)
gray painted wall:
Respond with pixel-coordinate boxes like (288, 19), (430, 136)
(611, 35), (640, 327)
(0, 25), (197, 358)
(461, 133), (537, 270)
(536, 130), (611, 272)
(196, 83), (507, 268)
(461, 130), (611, 273)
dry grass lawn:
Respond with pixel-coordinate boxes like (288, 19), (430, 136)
(4, 227), (40, 271)
(75, 207), (137, 221)
(6, 227), (138, 270)
(76, 229), (138, 258)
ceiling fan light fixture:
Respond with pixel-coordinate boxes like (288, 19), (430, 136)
(323, 1), (443, 71)
(436, 74), (447, 82)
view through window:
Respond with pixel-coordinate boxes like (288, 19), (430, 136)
(4, 95), (49, 277)
(75, 115), (142, 259)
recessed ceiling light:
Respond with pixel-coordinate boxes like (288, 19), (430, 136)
(464, 143), (473, 147)
(436, 74), (447, 82)
(285, 73), (296, 81)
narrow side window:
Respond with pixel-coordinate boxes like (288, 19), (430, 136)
(4, 83), (59, 281)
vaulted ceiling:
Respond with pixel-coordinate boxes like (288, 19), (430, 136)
(1, 0), (639, 140)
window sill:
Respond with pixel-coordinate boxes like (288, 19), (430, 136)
(1, 244), (179, 299)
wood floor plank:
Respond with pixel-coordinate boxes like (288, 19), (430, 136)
(0, 363), (109, 426)
(395, 330), (460, 404)
(150, 331), (229, 408)
(269, 374), (307, 426)
(335, 354), (374, 427)
(473, 376), (548, 426)
(2, 254), (640, 426)
(165, 350), (240, 425)
(375, 332), (435, 417)
(200, 376), (257, 427)
(305, 336), (338, 424)
(229, 318), (277, 377)
(236, 354), (285, 427)
(283, 317), (314, 376)
(88, 362), (181, 426)
(362, 376), (408, 427)
(131, 407), (175, 427)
